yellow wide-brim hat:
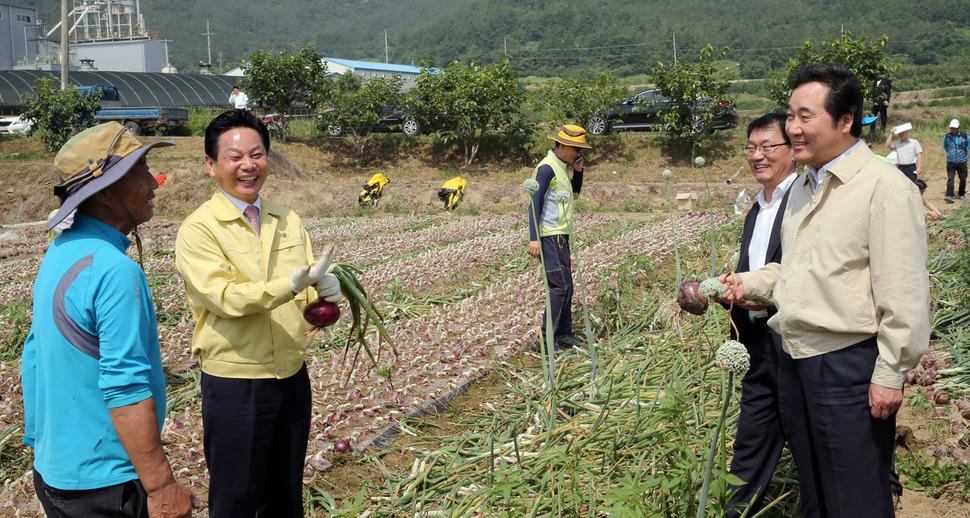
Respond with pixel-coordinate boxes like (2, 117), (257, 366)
(548, 124), (592, 149)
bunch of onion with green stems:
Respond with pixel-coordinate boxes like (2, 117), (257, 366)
(523, 177), (557, 395)
(315, 260), (397, 384)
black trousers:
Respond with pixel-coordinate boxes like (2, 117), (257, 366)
(725, 324), (786, 518)
(897, 164), (918, 185)
(34, 469), (148, 518)
(201, 363), (311, 518)
(777, 338), (896, 518)
(871, 103), (888, 131)
(946, 161), (968, 197)
(539, 234), (573, 338)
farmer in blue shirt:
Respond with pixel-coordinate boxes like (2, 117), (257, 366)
(22, 122), (198, 517)
(943, 118), (969, 203)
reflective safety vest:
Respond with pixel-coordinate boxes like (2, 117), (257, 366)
(531, 149), (576, 237)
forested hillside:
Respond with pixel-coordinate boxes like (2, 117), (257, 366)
(27, 0), (970, 88)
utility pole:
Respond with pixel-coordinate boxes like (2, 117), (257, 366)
(60, 0), (68, 89)
(203, 20), (214, 65)
(384, 30), (389, 63)
(504, 37), (507, 55)
(672, 33), (677, 65)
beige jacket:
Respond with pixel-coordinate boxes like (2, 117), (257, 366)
(739, 143), (930, 388)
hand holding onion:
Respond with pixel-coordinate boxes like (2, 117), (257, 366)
(677, 278), (725, 315)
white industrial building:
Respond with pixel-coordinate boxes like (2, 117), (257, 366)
(5, 0), (171, 73)
(225, 57), (425, 90)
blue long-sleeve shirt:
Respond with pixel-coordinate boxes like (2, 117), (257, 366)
(22, 214), (165, 490)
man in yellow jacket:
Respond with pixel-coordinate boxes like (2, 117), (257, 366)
(175, 110), (343, 518)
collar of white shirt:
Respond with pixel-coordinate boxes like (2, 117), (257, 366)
(756, 171), (798, 208)
(806, 140), (862, 193)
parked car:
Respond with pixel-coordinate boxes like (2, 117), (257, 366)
(324, 105), (425, 137)
(586, 89), (738, 135)
(0, 115), (33, 134)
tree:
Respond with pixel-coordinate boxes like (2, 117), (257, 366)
(651, 44), (735, 155)
(531, 71), (629, 131)
(20, 76), (103, 152)
(768, 32), (895, 111)
(241, 45), (329, 142)
(317, 73), (404, 159)
(409, 56), (527, 165)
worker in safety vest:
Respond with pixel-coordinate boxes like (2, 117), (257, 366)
(525, 124), (590, 351)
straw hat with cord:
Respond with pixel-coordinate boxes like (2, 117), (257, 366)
(548, 124), (593, 149)
(48, 122), (174, 267)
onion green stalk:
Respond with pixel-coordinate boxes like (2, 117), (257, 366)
(328, 262), (397, 380)
(696, 156), (717, 277)
(662, 169), (682, 287)
(524, 178), (557, 394)
(697, 339), (750, 517)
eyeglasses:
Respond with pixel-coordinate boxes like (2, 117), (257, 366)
(741, 143), (789, 156)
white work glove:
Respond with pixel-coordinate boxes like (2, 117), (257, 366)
(289, 242), (336, 295)
(314, 273), (343, 303)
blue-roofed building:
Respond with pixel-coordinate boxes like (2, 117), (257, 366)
(322, 58), (423, 89)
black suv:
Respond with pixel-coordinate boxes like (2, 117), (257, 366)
(587, 89), (738, 135)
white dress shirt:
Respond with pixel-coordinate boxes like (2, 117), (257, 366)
(747, 172), (797, 320)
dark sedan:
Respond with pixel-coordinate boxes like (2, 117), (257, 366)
(587, 88), (738, 135)
(325, 105), (424, 137)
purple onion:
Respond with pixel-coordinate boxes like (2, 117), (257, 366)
(334, 438), (352, 453)
(905, 370), (920, 386)
(677, 280), (709, 315)
(933, 390), (951, 405)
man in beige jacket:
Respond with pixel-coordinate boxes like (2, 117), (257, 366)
(720, 63), (929, 517)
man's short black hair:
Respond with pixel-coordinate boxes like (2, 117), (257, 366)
(204, 109), (270, 160)
(788, 63), (864, 138)
(747, 113), (791, 146)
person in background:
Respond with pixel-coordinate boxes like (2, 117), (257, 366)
(229, 86), (249, 110)
(723, 113), (798, 518)
(720, 63), (929, 516)
(526, 124), (589, 351)
(175, 109), (342, 518)
(23, 122), (198, 517)
(943, 118), (968, 203)
(886, 125), (922, 184)
(871, 71), (892, 131)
